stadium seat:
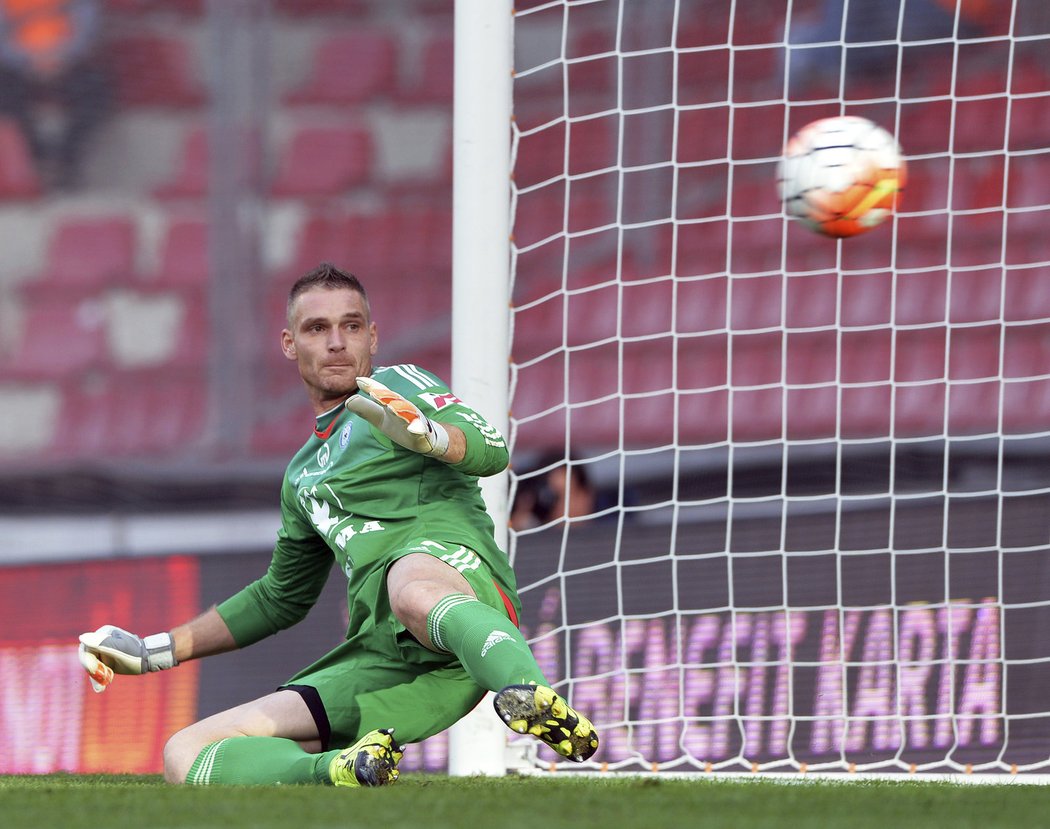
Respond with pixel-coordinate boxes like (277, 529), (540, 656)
(895, 328), (948, 383)
(22, 215), (137, 298)
(948, 325), (1001, 382)
(677, 106), (730, 162)
(730, 273), (783, 332)
(1003, 324), (1050, 380)
(730, 331), (782, 388)
(0, 117), (42, 199)
(272, 0), (368, 14)
(166, 300), (210, 369)
(840, 384), (892, 439)
(250, 397), (311, 457)
(270, 125), (373, 197)
(154, 218), (210, 288)
(841, 330), (892, 385)
(786, 273), (839, 330)
(55, 371), (207, 457)
(512, 296), (565, 362)
(947, 380), (1001, 436)
(785, 330), (838, 386)
(1003, 377), (1050, 435)
(285, 30), (398, 106)
(1005, 266), (1050, 323)
(839, 272), (891, 329)
(949, 268), (1003, 325)
(1, 297), (109, 381)
(280, 213), (356, 279)
(731, 104), (786, 161)
(894, 382), (947, 437)
(398, 32), (453, 104)
(678, 334), (729, 391)
(108, 34), (207, 108)
(153, 126), (208, 199)
(103, 0), (203, 13)
(343, 212), (398, 274)
(953, 97), (1007, 154)
(676, 275), (728, 335)
(565, 285), (621, 347)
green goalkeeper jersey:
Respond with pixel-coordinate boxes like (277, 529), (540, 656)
(217, 363), (516, 649)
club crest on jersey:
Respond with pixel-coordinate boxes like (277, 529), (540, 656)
(316, 442), (331, 468)
(420, 391), (462, 410)
(340, 422), (353, 448)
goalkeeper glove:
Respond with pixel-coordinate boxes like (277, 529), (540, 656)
(79, 625), (178, 686)
(345, 376), (450, 459)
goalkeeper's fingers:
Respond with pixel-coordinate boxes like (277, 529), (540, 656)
(78, 643), (114, 693)
(356, 376), (422, 425)
(79, 625), (177, 674)
(348, 376), (450, 458)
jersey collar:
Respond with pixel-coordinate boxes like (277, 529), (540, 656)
(313, 401), (345, 440)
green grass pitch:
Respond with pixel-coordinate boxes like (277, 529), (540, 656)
(2, 774), (1047, 829)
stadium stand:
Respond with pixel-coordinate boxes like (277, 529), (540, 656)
(0, 2), (1046, 462)
(20, 215), (137, 299)
(0, 117), (42, 198)
(108, 32), (207, 109)
(269, 123), (374, 197)
(284, 30), (398, 106)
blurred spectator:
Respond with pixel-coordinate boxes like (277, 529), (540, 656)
(786, 0), (995, 93)
(511, 452), (598, 530)
(0, 0), (111, 188)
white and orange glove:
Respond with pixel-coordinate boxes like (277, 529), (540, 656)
(78, 625), (177, 693)
(345, 376), (450, 459)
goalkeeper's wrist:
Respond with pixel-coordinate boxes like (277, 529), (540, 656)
(424, 418), (450, 460)
(144, 632), (178, 671)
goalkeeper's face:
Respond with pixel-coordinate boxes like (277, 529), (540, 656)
(282, 286), (378, 411)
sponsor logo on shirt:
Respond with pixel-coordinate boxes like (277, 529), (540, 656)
(420, 391), (462, 410)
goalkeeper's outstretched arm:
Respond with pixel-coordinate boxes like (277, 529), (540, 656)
(170, 606), (239, 662)
(346, 375), (507, 476)
(78, 607), (237, 692)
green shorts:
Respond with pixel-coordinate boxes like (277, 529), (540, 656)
(280, 538), (520, 750)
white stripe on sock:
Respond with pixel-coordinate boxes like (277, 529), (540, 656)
(428, 594), (478, 651)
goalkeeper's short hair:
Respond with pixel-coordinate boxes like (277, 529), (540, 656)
(288, 262), (370, 322)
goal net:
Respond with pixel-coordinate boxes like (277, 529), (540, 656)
(505, 0), (1050, 775)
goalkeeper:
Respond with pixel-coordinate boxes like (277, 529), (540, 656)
(78, 263), (598, 787)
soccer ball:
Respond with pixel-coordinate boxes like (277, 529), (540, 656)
(778, 115), (907, 238)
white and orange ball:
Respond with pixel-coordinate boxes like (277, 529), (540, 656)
(778, 115), (907, 238)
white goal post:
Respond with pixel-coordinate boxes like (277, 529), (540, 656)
(452, 0), (1050, 778)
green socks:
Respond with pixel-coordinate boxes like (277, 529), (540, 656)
(185, 595), (546, 786)
(427, 593), (548, 691)
(186, 737), (342, 785)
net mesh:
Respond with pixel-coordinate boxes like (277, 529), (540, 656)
(507, 0), (1050, 774)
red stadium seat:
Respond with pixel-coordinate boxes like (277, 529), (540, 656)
(0, 117), (42, 199)
(285, 31), (397, 105)
(1, 297), (109, 380)
(103, 0), (203, 14)
(153, 127), (208, 199)
(1005, 266), (1050, 323)
(281, 213), (357, 278)
(22, 215), (137, 298)
(54, 371), (207, 458)
(272, 0), (368, 14)
(270, 125), (373, 197)
(154, 218), (210, 288)
(109, 34), (207, 108)
(399, 32), (453, 104)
